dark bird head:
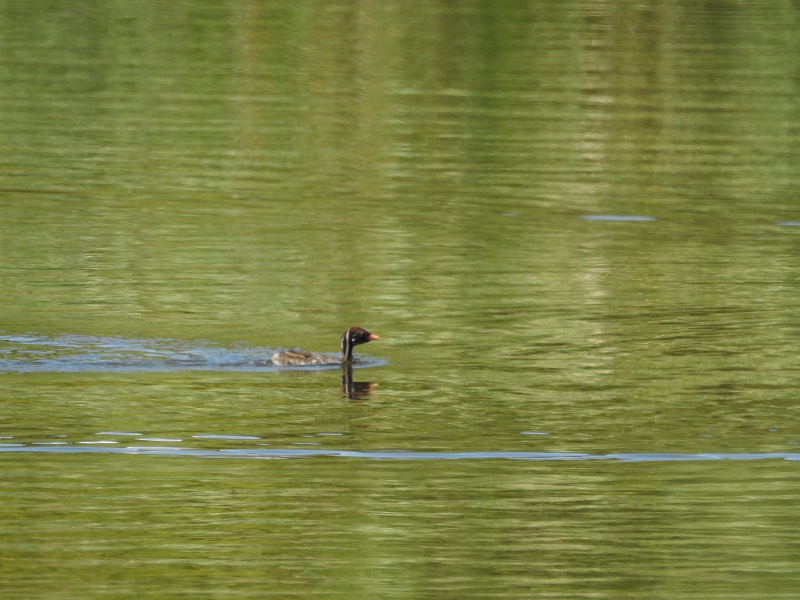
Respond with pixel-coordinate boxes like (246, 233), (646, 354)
(340, 327), (379, 361)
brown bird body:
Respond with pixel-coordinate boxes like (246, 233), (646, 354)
(271, 327), (379, 367)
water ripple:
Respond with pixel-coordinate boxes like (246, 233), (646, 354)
(0, 445), (797, 462)
(0, 332), (385, 372)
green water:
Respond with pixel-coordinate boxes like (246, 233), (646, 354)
(2, 1), (800, 598)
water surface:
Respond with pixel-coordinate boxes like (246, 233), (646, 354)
(2, 1), (800, 599)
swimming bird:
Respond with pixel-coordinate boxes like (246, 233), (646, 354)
(271, 327), (379, 366)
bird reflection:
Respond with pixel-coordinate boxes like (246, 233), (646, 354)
(341, 363), (378, 399)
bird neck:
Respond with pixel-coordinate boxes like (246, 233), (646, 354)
(341, 334), (354, 361)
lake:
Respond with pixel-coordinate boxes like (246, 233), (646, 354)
(1, 1), (800, 598)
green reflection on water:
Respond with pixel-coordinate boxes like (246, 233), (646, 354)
(2, 455), (800, 599)
(2, 0), (800, 598)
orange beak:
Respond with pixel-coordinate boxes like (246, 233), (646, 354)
(368, 333), (380, 340)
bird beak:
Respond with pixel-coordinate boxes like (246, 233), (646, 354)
(368, 333), (380, 340)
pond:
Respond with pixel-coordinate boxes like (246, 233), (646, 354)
(1, 1), (800, 598)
